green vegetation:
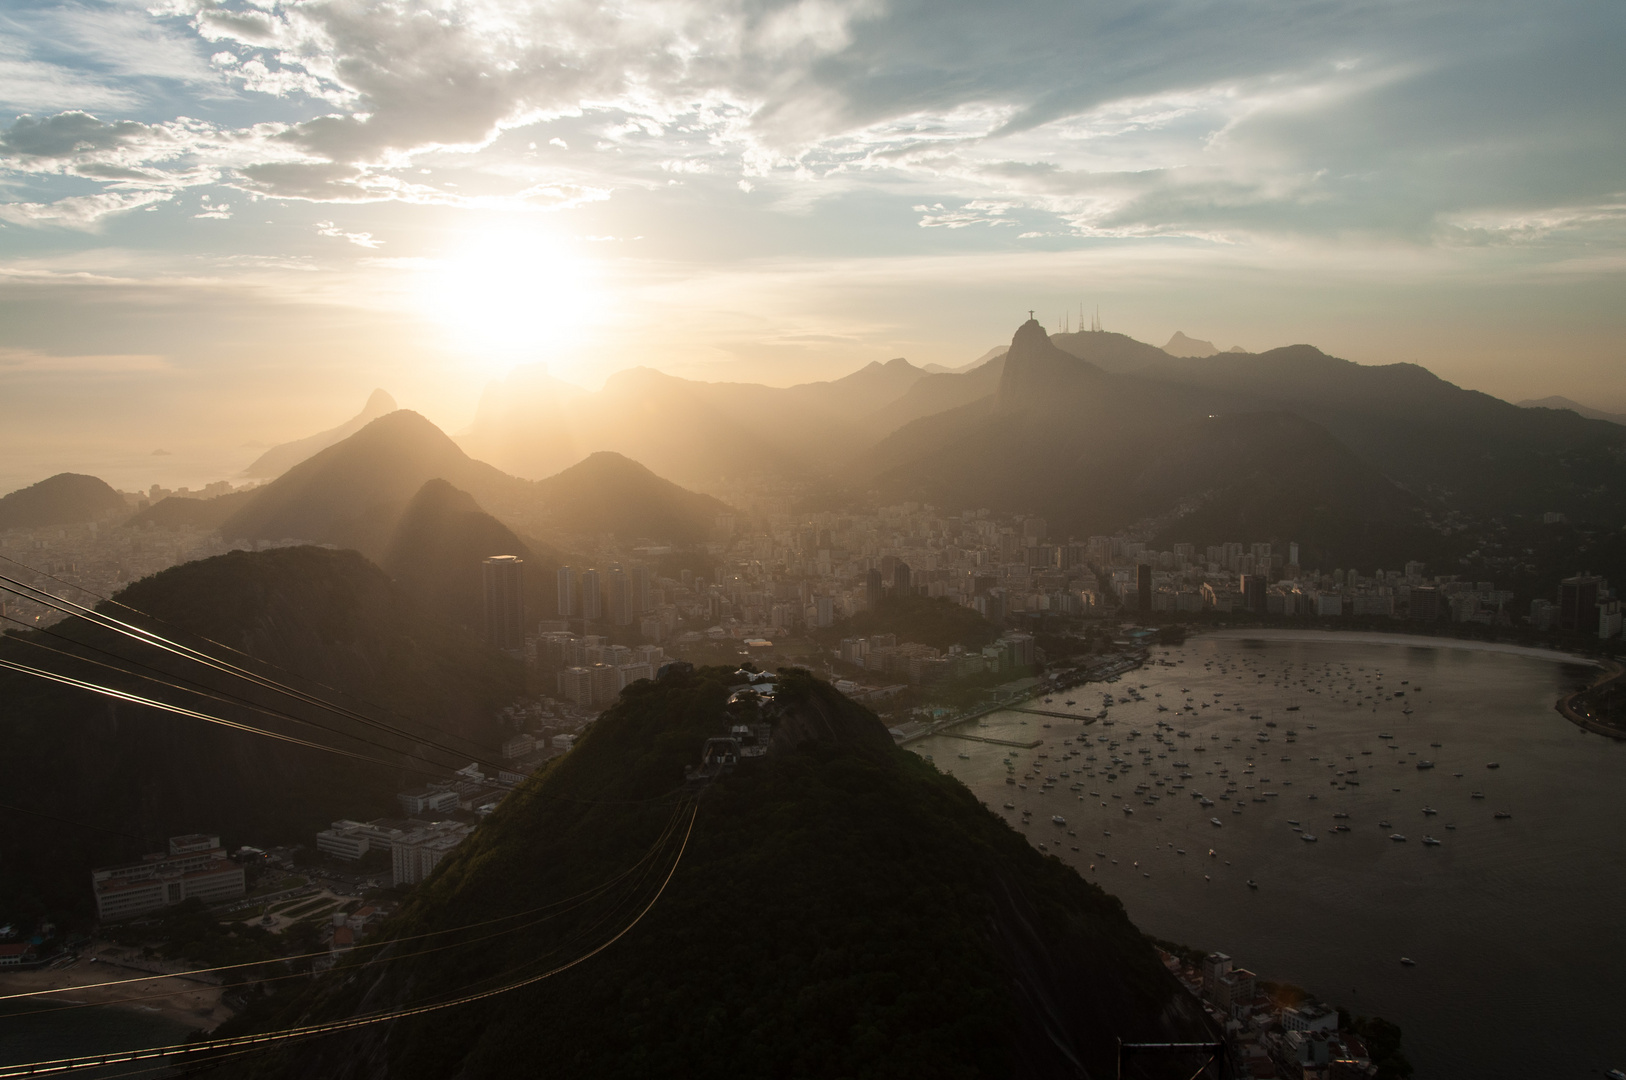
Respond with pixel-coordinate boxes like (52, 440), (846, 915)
(822, 593), (1000, 651)
(217, 667), (1210, 1078)
(1340, 1012), (1414, 1079)
(105, 899), (283, 973)
(0, 472), (126, 529)
(0, 546), (521, 924)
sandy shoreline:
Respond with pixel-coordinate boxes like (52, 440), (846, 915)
(0, 950), (231, 1032)
(1197, 627), (1602, 666)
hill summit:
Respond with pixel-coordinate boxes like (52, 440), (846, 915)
(218, 667), (1212, 1078)
(0, 472), (127, 529)
(241, 389), (398, 479)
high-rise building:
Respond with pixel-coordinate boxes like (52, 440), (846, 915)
(1240, 574), (1266, 613)
(1289, 542), (1301, 568)
(1559, 574), (1603, 632)
(865, 568), (884, 611)
(606, 566), (634, 626)
(579, 569), (602, 621)
(1409, 586), (1440, 621)
(630, 564), (652, 614)
(893, 561), (912, 596)
(556, 566), (577, 617)
(1136, 563), (1152, 612)
(482, 556), (525, 651)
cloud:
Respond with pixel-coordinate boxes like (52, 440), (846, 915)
(315, 220), (382, 247)
(0, 0), (1621, 261)
(0, 189), (174, 228)
(0, 346), (173, 373)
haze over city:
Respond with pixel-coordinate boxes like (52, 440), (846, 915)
(2, 2), (1625, 1079)
(3, 0), (1625, 492)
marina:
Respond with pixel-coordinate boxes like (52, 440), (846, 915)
(913, 631), (1626, 1080)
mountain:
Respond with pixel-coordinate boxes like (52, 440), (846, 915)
(1047, 329), (1171, 373)
(0, 546), (519, 917)
(383, 479), (562, 632)
(125, 488), (259, 531)
(240, 389), (398, 479)
(864, 320), (1425, 566)
(458, 360), (940, 486)
(0, 473), (127, 530)
(454, 367), (585, 484)
(1127, 347), (1626, 521)
(788, 356), (928, 412)
(867, 354), (1007, 433)
(219, 411), (525, 557)
(922, 345), (1007, 375)
(529, 451), (729, 543)
(216, 667), (1213, 1079)
(1162, 331), (1218, 358)
(1517, 395), (1626, 426)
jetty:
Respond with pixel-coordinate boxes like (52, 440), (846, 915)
(939, 733), (1044, 749)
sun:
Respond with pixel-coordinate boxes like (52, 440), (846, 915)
(419, 226), (604, 376)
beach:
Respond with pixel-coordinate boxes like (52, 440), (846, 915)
(0, 947), (232, 1033)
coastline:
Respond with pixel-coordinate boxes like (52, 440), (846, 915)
(0, 951), (232, 1033)
(1555, 659), (1626, 740)
(1196, 627), (1602, 667)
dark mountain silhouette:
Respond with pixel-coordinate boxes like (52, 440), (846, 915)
(383, 479), (563, 632)
(865, 320), (1425, 566)
(216, 668), (1213, 1079)
(125, 488), (258, 531)
(860, 320), (1626, 562)
(0, 473), (127, 530)
(219, 411), (728, 553)
(219, 411), (524, 557)
(0, 546), (519, 916)
(1517, 395), (1626, 426)
(1128, 347), (1626, 520)
(529, 451), (728, 542)
(240, 389), (398, 479)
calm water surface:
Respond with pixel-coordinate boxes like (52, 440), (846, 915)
(914, 635), (1626, 1080)
(0, 998), (190, 1077)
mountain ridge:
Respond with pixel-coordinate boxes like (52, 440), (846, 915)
(240, 389), (398, 479)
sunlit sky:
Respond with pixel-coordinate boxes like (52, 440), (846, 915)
(1, 0), (1623, 492)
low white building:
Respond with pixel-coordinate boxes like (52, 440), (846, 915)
(92, 835), (246, 922)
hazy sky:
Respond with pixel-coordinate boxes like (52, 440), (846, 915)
(1, 0), (1623, 491)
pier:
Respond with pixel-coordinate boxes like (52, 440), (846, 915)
(939, 733), (1044, 749)
(1005, 706), (1095, 721)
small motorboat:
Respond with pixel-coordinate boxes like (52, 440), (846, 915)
(1210, 817), (1223, 827)
(1052, 815), (1066, 825)
(1390, 833), (1407, 842)
(1400, 957), (1416, 966)
(1301, 833), (1318, 842)
(1247, 879), (1259, 889)
(1487, 762), (1500, 769)
(1422, 836), (1441, 846)
(1495, 811), (1513, 820)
